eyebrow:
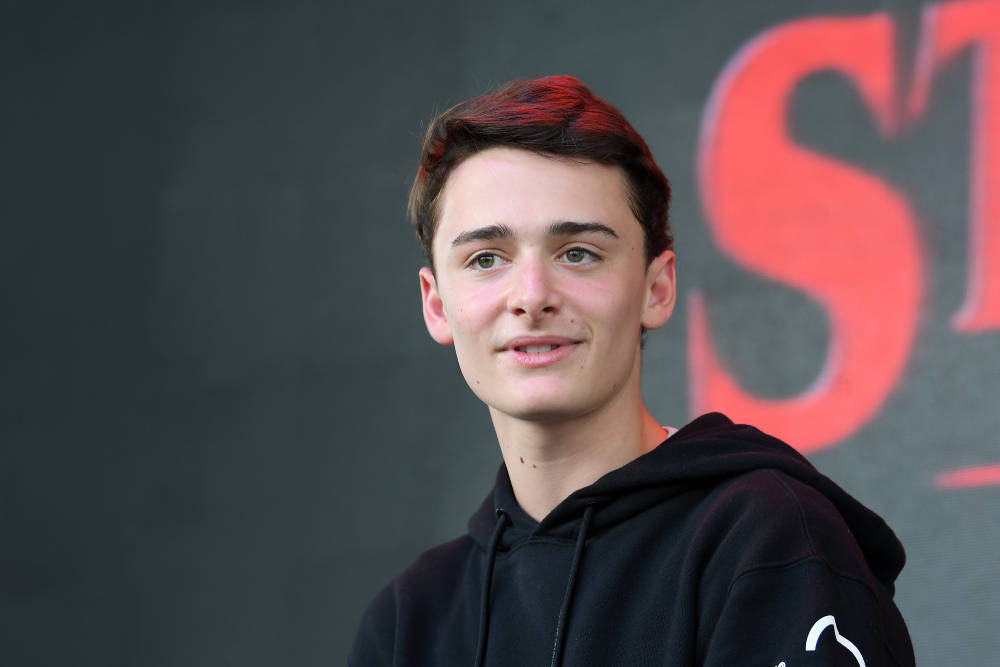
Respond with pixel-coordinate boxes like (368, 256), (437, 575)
(451, 224), (514, 247)
(450, 221), (618, 247)
(547, 221), (618, 239)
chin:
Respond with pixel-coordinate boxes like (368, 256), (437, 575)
(490, 392), (598, 424)
(470, 376), (610, 423)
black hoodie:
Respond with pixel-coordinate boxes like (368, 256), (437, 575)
(350, 413), (914, 666)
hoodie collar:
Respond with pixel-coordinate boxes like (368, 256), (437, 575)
(468, 412), (906, 588)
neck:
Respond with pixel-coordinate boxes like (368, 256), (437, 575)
(489, 381), (668, 522)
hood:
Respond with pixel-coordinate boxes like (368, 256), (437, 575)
(468, 412), (906, 590)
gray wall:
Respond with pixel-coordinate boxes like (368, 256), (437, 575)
(4, 0), (998, 664)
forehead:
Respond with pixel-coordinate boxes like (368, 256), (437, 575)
(434, 147), (637, 252)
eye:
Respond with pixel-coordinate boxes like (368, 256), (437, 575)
(560, 247), (599, 264)
(467, 252), (505, 271)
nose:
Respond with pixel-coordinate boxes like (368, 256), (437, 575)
(507, 255), (560, 319)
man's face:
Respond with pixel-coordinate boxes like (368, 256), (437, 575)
(420, 147), (675, 423)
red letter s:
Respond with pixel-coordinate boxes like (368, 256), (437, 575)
(692, 14), (924, 452)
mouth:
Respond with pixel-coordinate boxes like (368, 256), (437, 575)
(502, 338), (580, 368)
(516, 344), (560, 355)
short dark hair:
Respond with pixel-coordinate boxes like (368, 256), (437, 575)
(408, 75), (673, 269)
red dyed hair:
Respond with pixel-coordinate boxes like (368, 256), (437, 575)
(408, 75), (673, 268)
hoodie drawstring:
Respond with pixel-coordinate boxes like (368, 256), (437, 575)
(474, 508), (509, 667)
(474, 504), (595, 667)
(550, 504), (594, 667)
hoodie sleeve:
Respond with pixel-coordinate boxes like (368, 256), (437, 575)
(349, 583), (396, 667)
(702, 556), (912, 666)
(697, 470), (914, 666)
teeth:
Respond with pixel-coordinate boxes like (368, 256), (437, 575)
(522, 345), (557, 354)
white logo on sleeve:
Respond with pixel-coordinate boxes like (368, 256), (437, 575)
(805, 615), (866, 666)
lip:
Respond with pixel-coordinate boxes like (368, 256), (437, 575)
(500, 336), (581, 368)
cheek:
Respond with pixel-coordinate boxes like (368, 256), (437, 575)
(445, 286), (501, 338)
(573, 276), (645, 321)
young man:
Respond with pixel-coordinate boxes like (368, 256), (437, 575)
(350, 76), (914, 666)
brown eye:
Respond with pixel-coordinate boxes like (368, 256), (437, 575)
(562, 248), (596, 264)
(474, 254), (497, 269)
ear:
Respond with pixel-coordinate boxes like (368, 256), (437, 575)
(419, 266), (454, 345)
(641, 249), (676, 331)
